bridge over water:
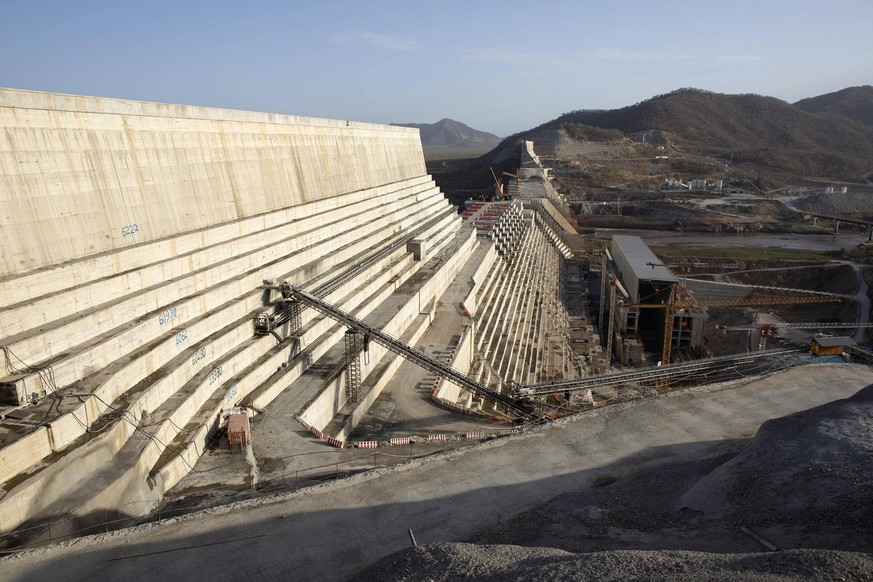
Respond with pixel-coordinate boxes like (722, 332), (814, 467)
(805, 212), (873, 240)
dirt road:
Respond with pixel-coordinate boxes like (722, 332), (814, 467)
(3, 364), (872, 582)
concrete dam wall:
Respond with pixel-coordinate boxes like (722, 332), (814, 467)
(0, 88), (424, 276)
(0, 89), (458, 536)
(0, 89), (585, 544)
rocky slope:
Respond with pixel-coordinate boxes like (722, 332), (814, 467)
(353, 384), (873, 580)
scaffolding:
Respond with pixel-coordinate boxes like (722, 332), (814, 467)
(344, 329), (362, 403)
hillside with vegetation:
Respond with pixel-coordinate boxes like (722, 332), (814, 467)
(795, 85), (873, 126)
(428, 86), (873, 209)
(543, 89), (873, 180)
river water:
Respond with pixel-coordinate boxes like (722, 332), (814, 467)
(595, 229), (867, 252)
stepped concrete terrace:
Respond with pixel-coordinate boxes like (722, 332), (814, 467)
(0, 89), (587, 544)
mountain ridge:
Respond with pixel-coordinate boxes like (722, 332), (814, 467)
(492, 87), (873, 180)
(392, 118), (501, 149)
(794, 85), (873, 126)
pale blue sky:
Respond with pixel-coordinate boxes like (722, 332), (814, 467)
(2, 0), (870, 136)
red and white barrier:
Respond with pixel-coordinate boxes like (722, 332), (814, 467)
(326, 436), (344, 448)
(390, 436), (412, 446)
(426, 434), (447, 442)
(309, 426), (325, 440)
(354, 441), (379, 449)
(465, 432), (485, 440)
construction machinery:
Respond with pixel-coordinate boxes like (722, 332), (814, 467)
(513, 347), (802, 398)
(719, 322), (873, 332)
(502, 171), (520, 188)
(615, 283), (842, 389)
(489, 167), (509, 200)
(261, 272), (847, 422)
(718, 321), (873, 350)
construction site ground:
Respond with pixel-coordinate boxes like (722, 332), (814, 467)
(3, 363), (872, 582)
(158, 240), (506, 515)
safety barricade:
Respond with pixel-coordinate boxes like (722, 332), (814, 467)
(354, 441), (379, 449)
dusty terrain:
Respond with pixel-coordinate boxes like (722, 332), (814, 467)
(519, 126), (873, 235)
(2, 364), (872, 582)
(356, 545), (873, 582)
(356, 382), (873, 581)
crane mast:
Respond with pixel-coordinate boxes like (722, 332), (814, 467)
(619, 283), (841, 391)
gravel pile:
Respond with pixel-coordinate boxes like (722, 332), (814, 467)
(679, 383), (873, 550)
(352, 544), (873, 581)
(794, 191), (873, 215)
(352, 384), (873, 581)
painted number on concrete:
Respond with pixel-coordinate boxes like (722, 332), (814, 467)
(159, 307), (177, 325)
(191, 348), (207, 367)
(208, 366), (223, 385)
(121, 223), (139, 237)
(175, 330), (188, 346)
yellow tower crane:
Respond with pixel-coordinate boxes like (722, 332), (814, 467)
(622, 285), (842, 391)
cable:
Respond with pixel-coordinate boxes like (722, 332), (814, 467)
(1, 346), (61, 395)
(87, 392), (211, 473)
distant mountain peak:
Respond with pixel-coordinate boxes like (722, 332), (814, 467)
(392, 119), (501, 148)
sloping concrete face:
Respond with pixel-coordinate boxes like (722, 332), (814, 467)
(0, 90), (455, 538)
(0, 88), (425, 276)
(0, 93), (586, 546)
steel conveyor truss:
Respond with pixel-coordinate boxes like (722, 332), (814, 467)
(264, 284), (807, 421)
(275, 282), (532, 419)
(512, 348), (802, 397)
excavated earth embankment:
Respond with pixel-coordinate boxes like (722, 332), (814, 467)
(354, 384), (873, 581)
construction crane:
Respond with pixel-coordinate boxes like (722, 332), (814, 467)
(502, 171), (520, 187)
(719, 322), (873, 331)
(619, 284), (842, 389)
(489, 167), (507, 199)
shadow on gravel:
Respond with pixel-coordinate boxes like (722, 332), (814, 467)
(9, 385), (873, 581)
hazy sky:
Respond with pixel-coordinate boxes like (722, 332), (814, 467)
(2, 0), (870, 136)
